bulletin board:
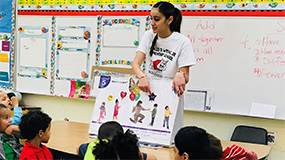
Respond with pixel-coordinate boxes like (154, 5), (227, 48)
(0, 0), (16, 90)
(15, 1), (285, 120)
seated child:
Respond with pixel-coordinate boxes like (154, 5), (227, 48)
(0, 103), (22, 160)
(174, 126), (258, 160)
(0, 91), (22, 125)
(78, 121), (124, 159)
(93, 129), (148, 160)
(19, 110), (53, 160)
(78, 121), (157, 160)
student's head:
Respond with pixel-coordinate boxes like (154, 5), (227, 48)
(98, 121), (123, 140)
(115, 99), (119, 104)
(154, 103), (158, 108)
(93, 129), (141, 160)
(174, 126), (210, 160)
(207, 134), (223, 159)
(19, 110), (52, 143)
(0, 91), (12, 109)
(101, 102), (105, 106)
(136, 100), (142, 107)
(0, 104), (11, 132)
(165, 106), (169, 110)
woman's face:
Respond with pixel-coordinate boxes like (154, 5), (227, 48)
(150, 8), (172, 35)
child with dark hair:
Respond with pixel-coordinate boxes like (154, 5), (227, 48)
(0, 91), (22, 125)
(174, 126), (222, 160)
(19, 110), (52, 160)
(174, 126), (257, 160)
(0, 103), (22, 160)
(93, 129), (141, 160)
(93, 129), (157, 160)
(78, 121), (124, 159)
(79, 121), (157, 160)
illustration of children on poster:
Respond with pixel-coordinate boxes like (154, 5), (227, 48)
(88, 75), (180, 146)
(149, 104), (158, 126)
(97, 102), (106, 122)
(130, 100), (150, 124)
(113, 99), (120, 121)
(163, 106), (172, 129)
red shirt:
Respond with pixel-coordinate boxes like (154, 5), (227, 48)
(19, 141), (53, 160)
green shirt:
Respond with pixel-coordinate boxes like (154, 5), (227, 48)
(152, 108), (157, 116)
(1, 134), (18, 160)
(84, 139), (108, 160)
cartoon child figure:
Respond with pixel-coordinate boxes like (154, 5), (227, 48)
(149, 104), (158, 126)
(163, 106), (172, 129)
(113, 99), (120, 121)
(130, 100), (150, 124)
(76, 85), (86, 98)
(97, 102), (106, 122)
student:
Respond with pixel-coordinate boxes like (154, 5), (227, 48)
(132, 1), (195, 130)
(93, 129), (157, 160)
(174, 126), (222, 160)
(174, 126), (258, 160)
(149, 103), (157, 126)
(77, 121), (124, 159)
(0, 91), (22, 125)
(130, 100), (150, 124)
(0, 103), (22, 160)
(163, 106), (171, 129)
(19, 110), (53, 160)
(78, 121), (157, 160)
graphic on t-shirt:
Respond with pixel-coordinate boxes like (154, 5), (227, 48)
(150, 59), (169, 72)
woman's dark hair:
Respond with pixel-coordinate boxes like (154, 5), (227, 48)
(150, 2), (182, 56)
(174, 126), (210, 159)
(19, 110), (52, 140)
(93, 129), (141, 160)
(115, 99), (119, 103)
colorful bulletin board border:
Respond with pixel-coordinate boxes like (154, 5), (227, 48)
(55, 26), (91, 82)
(17, 26), (49, 80)
(95, 15), (102, 66)
(17, 3), (285, 11)
(17, 0), (285, 5)
(50, 16), (56, 95)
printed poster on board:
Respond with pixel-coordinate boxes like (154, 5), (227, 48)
(89, 75), (179, 146)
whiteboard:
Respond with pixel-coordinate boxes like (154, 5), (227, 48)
(182, 17), (285, 120)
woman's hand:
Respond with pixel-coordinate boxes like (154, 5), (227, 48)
(172, 71), (186, 97)
(138, 77), (152, 95)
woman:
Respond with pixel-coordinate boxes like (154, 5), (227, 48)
(132, 2), (195, 130)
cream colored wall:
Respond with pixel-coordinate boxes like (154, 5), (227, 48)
(21, 93), (285, 160)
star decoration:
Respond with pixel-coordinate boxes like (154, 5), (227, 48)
(148, 92), (157, 101)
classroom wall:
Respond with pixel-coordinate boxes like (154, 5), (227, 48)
(21, 93), (285, 160)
